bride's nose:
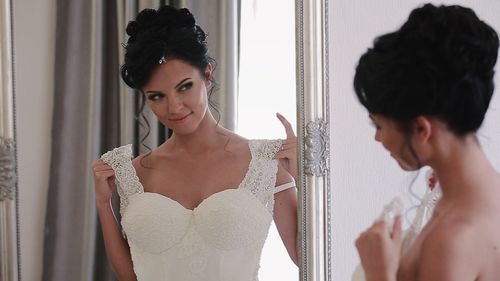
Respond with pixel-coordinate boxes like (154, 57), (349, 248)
(167, 95), (183, 113)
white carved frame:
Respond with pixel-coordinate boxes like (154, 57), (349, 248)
(0, 0), (20, 280)
(296, 1), (331, 281)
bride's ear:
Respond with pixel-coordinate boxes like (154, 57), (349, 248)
(204, 63), (213, 85)
(413, 116), (432, 144)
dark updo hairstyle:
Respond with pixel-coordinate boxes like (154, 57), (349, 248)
(120, 6), (218, 157)
(354, 4), (499, 136)
(121, 5), (216, 89)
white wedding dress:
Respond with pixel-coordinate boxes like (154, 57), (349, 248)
(352, 175), (442, 281)
(101, 139), (295, 281)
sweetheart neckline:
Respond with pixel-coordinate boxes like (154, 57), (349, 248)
(131, 141), (254, 211)
(132, 188), (254, 212)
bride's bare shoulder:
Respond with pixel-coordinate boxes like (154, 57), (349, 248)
(220, 130), (250, 152)
(417, 216), (481, 279)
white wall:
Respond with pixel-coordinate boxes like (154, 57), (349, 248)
(328, 1), (500, 280)
(14, 0), (55, 280)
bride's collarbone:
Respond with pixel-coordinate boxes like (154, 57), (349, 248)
(134, 153), (251, 196)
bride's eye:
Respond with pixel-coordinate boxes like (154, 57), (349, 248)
(370, 121), (381, 130)
(178, 82), (193, 92)
(147, 93), (165, 101)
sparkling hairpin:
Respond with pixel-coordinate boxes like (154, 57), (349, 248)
(158, 56), (167, 65)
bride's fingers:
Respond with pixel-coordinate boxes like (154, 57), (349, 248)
(276, 113), (296, 138)
(93, 165), (113, 172)
(279, 146), (297, 154)
(94, 170), (115, 181)
(274, 151), (287, 159)
(274, 150), (296, 160)
(280, 143), (297, 150)
(281, 138), (297, 145)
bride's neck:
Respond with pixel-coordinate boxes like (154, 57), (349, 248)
(167, 112), (229, 154)
(431, 135), (498, 201)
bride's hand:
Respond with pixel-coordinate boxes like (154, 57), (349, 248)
(274, 113), (298, 179)
(355, 215), (403, 281)
(91, 159), (116, 208)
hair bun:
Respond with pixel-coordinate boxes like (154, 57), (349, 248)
(403, 4), (499, 77)
(125, 6), (197, 43)
(121, 6), (213, 89)
(125, 21), (140, 37)
(157, 6), (195, 28)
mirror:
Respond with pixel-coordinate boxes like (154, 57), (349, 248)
(325, 0), (500, 280)
(2, 0), (328, 280)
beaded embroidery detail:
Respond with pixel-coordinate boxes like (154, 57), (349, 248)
(240, 139), (282, 213)
(100, 144), (144, 216)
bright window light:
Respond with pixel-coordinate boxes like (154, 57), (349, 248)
(238, 1), (298, 280)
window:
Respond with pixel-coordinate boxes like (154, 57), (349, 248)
(238, 1), (298, 280)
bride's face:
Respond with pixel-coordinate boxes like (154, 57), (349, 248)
(369, 114), (420, 171)
(142, 58), (212, 135)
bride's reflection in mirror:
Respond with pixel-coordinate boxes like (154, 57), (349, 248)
(92, 6), (298, 281)
(14, 1), (298, 280)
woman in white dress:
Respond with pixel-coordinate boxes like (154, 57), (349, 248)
(91, 6), (298, 281)
(354, 4), (500, 281)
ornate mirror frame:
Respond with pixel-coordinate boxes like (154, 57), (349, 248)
(0, 0), (20, 280)
(296, 1), (331, 281)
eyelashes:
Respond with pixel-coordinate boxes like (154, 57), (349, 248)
(147, 93), (164, 101)
(370, 121), (381, 130)
(146, 81), (194, 101)
(178, 81), (193, 91)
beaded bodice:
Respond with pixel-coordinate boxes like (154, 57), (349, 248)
(101, 139), (283, 281)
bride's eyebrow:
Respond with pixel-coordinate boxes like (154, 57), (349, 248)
(174, 78), (192, 89)
(145, 78), (192, 94)
(145, 90), (164, 95)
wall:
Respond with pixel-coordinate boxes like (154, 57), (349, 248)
(14, 0), (55, 280)
(328, 1), (500, 280)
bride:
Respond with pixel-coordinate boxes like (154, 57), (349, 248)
(91, 5), (298, 281)
(354, 4), (500, 281)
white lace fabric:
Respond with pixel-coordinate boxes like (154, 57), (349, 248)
(352, 184), (443, 281)
(100, 144), (144, 217)
(100, 139), (284, 281)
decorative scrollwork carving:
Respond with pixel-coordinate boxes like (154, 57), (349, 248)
(0, 137), (16, 201)
(304, 119), (329, 176)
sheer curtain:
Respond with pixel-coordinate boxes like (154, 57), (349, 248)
(43, 1), (123, 280)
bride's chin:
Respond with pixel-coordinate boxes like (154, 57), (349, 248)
(390, 155), (417, 171)
(396, 160), (419, 171)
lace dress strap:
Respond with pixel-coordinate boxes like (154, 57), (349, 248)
(100, 144), (144, 216)
(239, 139), (282, 214)
(274, 180), (296, 194)
(402, 184), (442, 254)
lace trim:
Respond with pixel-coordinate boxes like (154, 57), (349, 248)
(101, 140), (283, 216)
(402, 184), (442, 254)
(100, 144), (144, 216)
(240, 139), (282, 214)
(249, 139), (282, 160)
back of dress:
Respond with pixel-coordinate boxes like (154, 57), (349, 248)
(101, 139), (284, 281)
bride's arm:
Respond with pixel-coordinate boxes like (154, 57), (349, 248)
(273, 164), (299, 266)
(97, 203), (137, 281)
(92, 159), (137, 281)
(272, 113), (299, 265)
